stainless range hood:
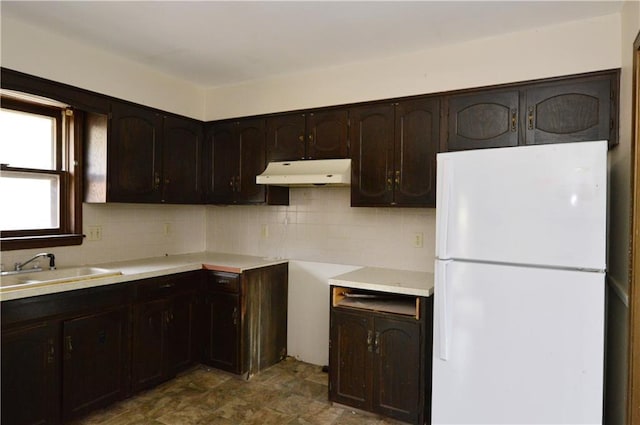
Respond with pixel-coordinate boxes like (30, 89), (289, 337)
(256, 159), (351, 187)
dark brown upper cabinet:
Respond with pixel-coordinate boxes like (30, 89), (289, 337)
(447, 90), (520, 151)
(351, 98), (439, 207)
(524, 77), (613, 146)
(266, 109), (349, 161)
(161, 115), (203, 204)
(84, 101), (203, 204)
(445, 70), (618, 151)
(205, 119), (288, 205)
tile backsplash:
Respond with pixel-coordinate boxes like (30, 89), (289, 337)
(2, 188), (436, 273)
(1, 203), (206, 270)
(206, 187), (436, 272)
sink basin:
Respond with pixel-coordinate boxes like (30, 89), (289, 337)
(0, 267), (122, 289)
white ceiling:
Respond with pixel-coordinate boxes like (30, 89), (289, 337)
(1, 1), (623, 88)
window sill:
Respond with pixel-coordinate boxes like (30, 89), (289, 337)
(1, 234), (83, 251)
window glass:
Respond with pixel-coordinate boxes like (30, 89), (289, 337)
(0, 170), (60, 231)
(0, 108), (56, 170)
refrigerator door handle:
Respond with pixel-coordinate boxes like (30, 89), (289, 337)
(436, 259), (451, 360)
(436, 159), (453, 259)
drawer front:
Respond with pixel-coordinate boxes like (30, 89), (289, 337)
(207, 271), (240, 293)
(135, 272), (199, 301)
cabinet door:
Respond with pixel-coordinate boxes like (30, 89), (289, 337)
(329, 310), (373, 410)
(131, 299), (169, 392)
(373, 316), (421, 424)
(204, 292), (240, 373)
(266, 113), (306, 161)
(1, 322), (59, 425)
(62, 308), (128, 421)
(447, 90), (519, 151)
(168, 292), (196, 375)
(109, 102), (163, 202)
(237, 118), (267, 204)
(394, 98), (439, 206)
(162, 115), (203, 203)
(206, 122), (238, 204)
(350, 104), (395, 206)
(306, 109), (349, 159)
(524, 77), (612, 146)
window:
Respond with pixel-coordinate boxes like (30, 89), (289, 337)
(0, 95), (83, 250)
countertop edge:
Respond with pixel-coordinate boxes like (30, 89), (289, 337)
(0, 253), (289, 302)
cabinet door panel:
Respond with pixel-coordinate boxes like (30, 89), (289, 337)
(395, 98), (439, 206)
(238, 119), (267, 204)
(110, 103), (163, 202)
(168, 292), (196, 374)
(329, 310), (372, 409)
(525, 78), (611, 145)
(132, 299), (168, 392)
(1, 322), (59, 425)
(307, 109), (349, 159)
(204, 292), (240, 373)
(162, 116), (202, 203)
(206, 122), (238, 204)
(62, 308), (127, 421)
(266, 113), (306, 161)
(447, 91), (519, 151)
(373, 317), (421, 424)
(350, 104), (395, 206)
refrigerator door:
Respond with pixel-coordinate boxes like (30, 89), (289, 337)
(435, 140), (607, 270)
(432, 260), (604, 424)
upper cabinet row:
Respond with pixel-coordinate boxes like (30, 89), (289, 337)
(447, 73), (616, 151)
(70, 69), (621, 207)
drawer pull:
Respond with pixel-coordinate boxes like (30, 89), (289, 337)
(159, 283), (174, 289)
(217, 280), (230, 285)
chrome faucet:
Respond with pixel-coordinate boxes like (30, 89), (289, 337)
(15, 253), (56, 271)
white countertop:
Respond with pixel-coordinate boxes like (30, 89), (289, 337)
(0, 252), (288, 302)
(328, 267), (434, 297)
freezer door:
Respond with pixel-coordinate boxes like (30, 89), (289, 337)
(435, 140), (607, 270)
(432, 260), (604, 424)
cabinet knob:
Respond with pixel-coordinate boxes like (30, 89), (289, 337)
(298, 135), (304, 142)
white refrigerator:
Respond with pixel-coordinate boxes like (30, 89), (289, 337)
(432, 140), (607, 424)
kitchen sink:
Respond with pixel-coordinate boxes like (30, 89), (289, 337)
(0, 267), (122, 289)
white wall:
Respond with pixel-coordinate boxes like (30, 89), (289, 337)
(0, 14), (205, 120)
(604, 2), (640, 423)
(206, 188), (436, 272)
(204, 13), (621, 120)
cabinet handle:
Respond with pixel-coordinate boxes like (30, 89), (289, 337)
(229, 177), (235, 190)
(394, 170), (400, 187)
(367, 330), (373, 352)
(65, 335), (73, 355)
(386, 171), (393, 191)
(511, 109), (517, 132)
(154, 172), (161, 189)
(298, 134), (304, 142)
(47, 338), (55, 364)
(374, 332), (380, 354)
(528, 107), (534, 130)
(232, 307), (238, 325)
(308, 133), (314, 145)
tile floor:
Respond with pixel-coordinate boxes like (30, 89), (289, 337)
(72, 357), (406, 425)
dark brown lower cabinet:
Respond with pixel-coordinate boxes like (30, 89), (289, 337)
(131, 273), (199, 393)
(62, 308), (129, 422)
(329, 290), (432, 425)
(1, 321), (60, 425)
(202, 263), (288, 378)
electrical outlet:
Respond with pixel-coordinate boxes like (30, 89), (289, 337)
(261, 224), (269, 239)
(413, 232), (424, 248)
(163, 222), (172, 236)
(87, 225), (102, 241)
